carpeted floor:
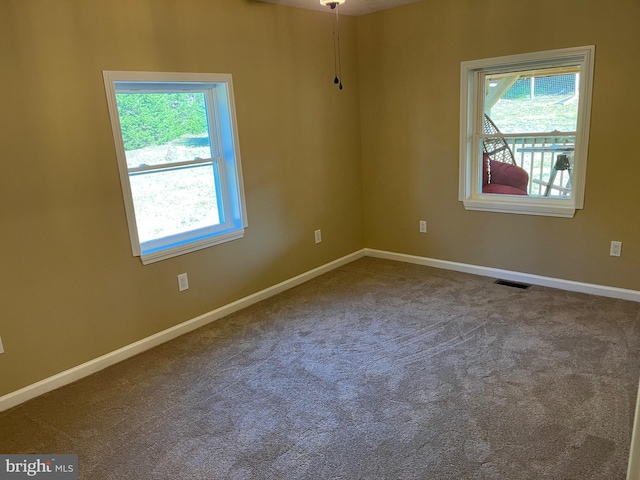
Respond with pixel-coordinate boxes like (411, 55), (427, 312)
(1, 257), (640, 479)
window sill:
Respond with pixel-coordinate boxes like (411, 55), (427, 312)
(140, 229), (245, 265)
(462, 196), (576, 218)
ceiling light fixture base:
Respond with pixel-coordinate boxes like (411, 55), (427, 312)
(320, 0), (345, 9)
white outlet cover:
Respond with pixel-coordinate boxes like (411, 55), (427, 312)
(0, 335), (4, 354)
(178, 273), (189, 291)
(610, 241), (622, 257)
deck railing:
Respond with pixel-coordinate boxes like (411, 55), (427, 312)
(505, 135), (575, 197)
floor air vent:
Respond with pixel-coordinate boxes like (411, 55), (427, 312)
(494, 279), (531, 290)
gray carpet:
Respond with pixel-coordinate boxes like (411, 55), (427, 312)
(1, 257), (640, 479)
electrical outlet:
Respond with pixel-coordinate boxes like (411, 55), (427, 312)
(419, 220), (427, 233)
(314, 229), (322, 244)
(610, 241), (622, 257)
(0, 335), (4, 354)
(177, 273), (189, 291)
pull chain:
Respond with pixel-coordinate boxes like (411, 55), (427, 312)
(332, 7), (339, 85)
(324, 1), (344, 90)
(335, 4), (343, 90)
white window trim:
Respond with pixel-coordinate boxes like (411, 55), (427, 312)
(103, 71), (248, 264)
(459, 46), (595, 218)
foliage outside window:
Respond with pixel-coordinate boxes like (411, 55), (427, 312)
(459, 46), (595, 218)
(103, 71), (247, 264)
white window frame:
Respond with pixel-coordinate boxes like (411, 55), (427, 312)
(103, 71), (247, 264)
(459, 46), (595, 218)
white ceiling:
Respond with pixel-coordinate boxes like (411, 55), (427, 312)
(255, 0), (421, 16)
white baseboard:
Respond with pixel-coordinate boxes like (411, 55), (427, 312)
(3, 247), (639, 414)
(0, 250), (366, 413)
(365, 249), (640, 303)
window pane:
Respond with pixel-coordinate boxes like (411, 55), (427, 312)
(130, 165), (221, 243)
(485, 68), (580, 134)
(115, 92), (213, 168)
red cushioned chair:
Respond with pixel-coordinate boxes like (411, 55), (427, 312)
(482, 115), (528, 196)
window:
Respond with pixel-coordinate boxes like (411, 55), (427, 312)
(459, 46), (595, 217)
(103, 71), (247, 264)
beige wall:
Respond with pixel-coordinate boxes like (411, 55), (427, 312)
(2, 0), (639, 399)
(0, 0), (363, 397)
(357, 0), (640, 290)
